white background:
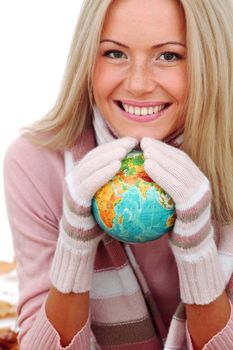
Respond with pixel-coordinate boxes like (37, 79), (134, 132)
(0, 1), (83, 261)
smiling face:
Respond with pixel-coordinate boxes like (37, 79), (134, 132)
(92, 0), (188, 140)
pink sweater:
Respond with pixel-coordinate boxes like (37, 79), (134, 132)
(3, 128), (233, 349)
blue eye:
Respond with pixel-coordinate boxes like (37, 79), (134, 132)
(159, 52), (182, 61)
(104, 50), (127, 59)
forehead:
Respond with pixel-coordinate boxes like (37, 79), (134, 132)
(102, 0), (186, 44)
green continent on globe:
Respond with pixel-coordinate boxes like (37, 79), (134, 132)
(92, 150), (175, 243)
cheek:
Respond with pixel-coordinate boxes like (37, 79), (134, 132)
(93, 62), (105, 93)
(156, 65), (188, 101)
(164, 74), (187, 102)
(175, 66), (188, 101)
(93, 62), (123, 100)
(93, 63), (114, 98)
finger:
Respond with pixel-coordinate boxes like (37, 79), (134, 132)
(141, 137), (186, 161)
(74, 147), (128, 182)
(144, 159), (185, 202)
(76, 160), (122, 203)
(144, 158), (209, 205)
(140, 137), (159, 152)
(80, 137), (138, 165)
(147, 148), (198, 186)
(141, 137), (201, 178)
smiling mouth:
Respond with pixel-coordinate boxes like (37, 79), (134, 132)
(116, 101), (171, 116)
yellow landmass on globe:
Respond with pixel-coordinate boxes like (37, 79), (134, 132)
(94, 181), (121, 229)
(166, 214), (176, 227)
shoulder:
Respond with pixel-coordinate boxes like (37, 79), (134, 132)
(3, 136), (65, 219)
(4, 135), (65, 187)
(3, 128), (96, 212)
(4, 135), (63, 171)
(4, 126), (96, 168)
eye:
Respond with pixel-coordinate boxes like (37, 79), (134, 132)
(159, 52), (182, 62)
(104, 50), (127, 59)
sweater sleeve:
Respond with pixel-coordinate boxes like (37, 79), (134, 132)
(186, 301), (233, 349)
(185, 223), (233, 349)
(21, 303), (90, 349)
(3, 137), (91, 349)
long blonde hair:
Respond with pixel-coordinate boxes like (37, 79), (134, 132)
(180, 0), (233, 223)
(23, 0), (112, 149)
(23, 0), (233, 224)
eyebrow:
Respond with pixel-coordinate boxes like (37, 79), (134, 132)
(100, 39), (186, 48)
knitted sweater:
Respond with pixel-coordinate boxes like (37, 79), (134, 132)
(3, 127), (233, 349)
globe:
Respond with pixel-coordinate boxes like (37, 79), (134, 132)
(92, 150), (175, 243)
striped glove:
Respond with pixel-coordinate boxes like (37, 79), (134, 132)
(141, 137), (226, 305)
(50, 137), (138, 293)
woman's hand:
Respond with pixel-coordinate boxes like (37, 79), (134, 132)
(141, 137), (225, 305)
(68, 137), (138, 208)
(50, 137), (138, 294)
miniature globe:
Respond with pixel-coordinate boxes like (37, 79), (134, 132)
(92, 150), (175, 243)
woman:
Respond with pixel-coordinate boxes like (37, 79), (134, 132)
(4, 0), (233, 349)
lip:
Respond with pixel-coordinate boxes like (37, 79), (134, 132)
(118, 99), (170, 108)
(114, 100), (171, 123)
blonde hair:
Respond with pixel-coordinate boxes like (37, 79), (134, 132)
(179, 0), (233, 223)
(23, 0), (112, 149)
(23, 0), (233, 224)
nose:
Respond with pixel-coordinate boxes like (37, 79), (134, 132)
(124, 59), (156, 96)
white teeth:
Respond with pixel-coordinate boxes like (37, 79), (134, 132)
(122, 103), (166, 116)
(141, 107), (148, 116)
(135, 107), (140, 116)
(148, 107), (153, 115)
(129, 106), (134, 114)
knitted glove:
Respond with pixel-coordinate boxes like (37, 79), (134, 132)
(50, 137), (138, 293)
(141, 137), (226, 305)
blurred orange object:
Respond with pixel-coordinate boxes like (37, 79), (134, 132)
(0, 262), (16, 276)
(0, 302), (16, 320)
(0, 328), (19, 350)
(0, 261), (18, 349)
